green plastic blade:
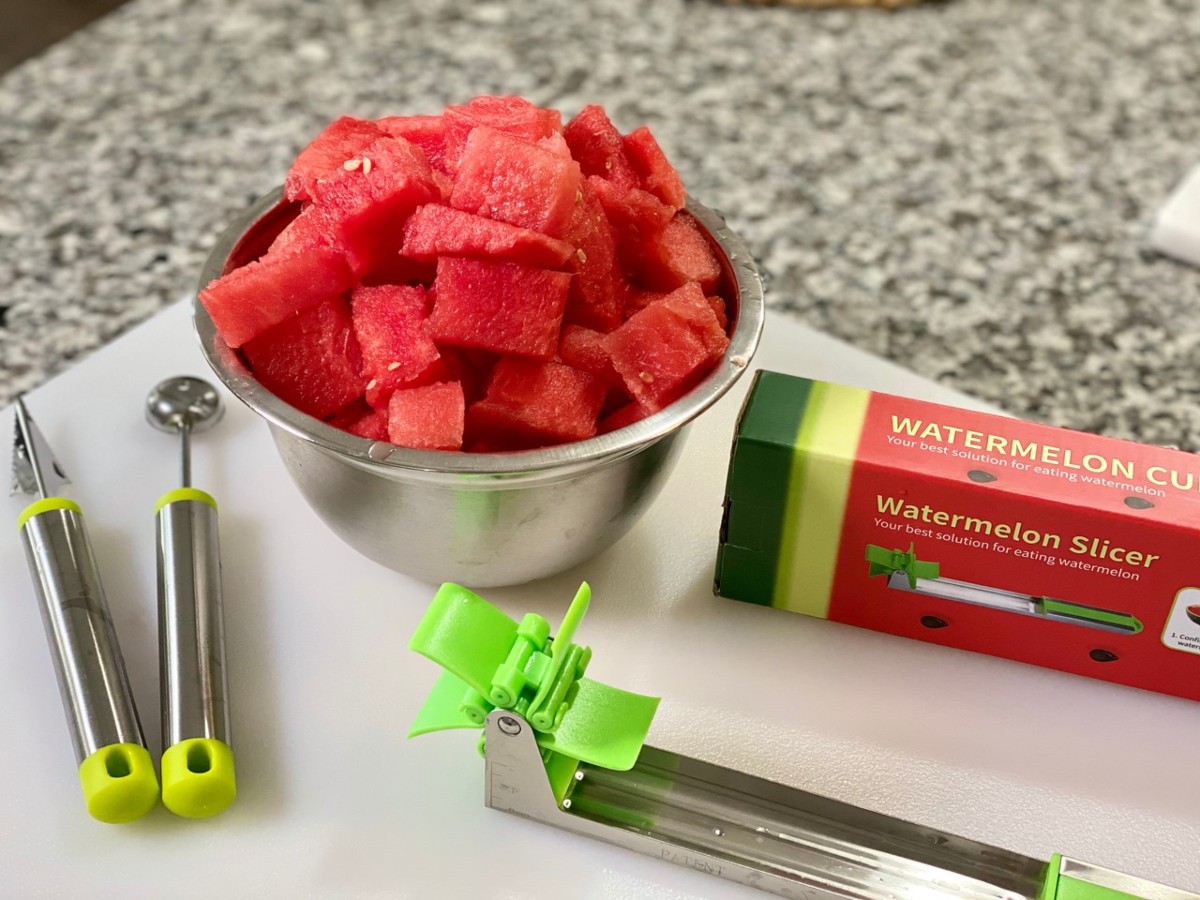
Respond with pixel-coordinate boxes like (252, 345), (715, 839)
(865, 543), (940, 588)
(409, 583), (520, 697)
(540, 677), (659, 771)
(409, 670), (486, 738)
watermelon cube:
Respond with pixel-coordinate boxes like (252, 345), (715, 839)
(443, 95), (562, 172)
(467, 358), (606, 447)
(358, 252), (437, 288)
(285, 116), (387, 202)
(429, 257), (570, 359)
(707, 294), (728, 331)
(375, 114), (449, 173)
(602, 283), (729, 411)
(598, 400), (653, 435)
(350, 284), (442, 408)
(242, 296), (364, 420)
(623, 126), (685, 210)
(386, 381), (465, 451)
(562, 179), (626, 332)
(558, 325), (624, 389)
(563, 105), (638, 186)
(635, 213), (721, 293)
(401, 204), (575, 270)
(310, 136), (441, 277)
(451, 127), (582, 238)
(199, 208), (354, 348)
(588, 176), (674, 270)
(328, 400), (390, 441)
(623, 288), (667, 320)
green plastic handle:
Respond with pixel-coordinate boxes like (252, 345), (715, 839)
(1039, 599), (1143, 634)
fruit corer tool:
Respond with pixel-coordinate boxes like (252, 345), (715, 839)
(409, 582), (1195, 900)
(11, 396), (159, 823)
(146, 376), (236, 818)
(866, 544), (1143, 635)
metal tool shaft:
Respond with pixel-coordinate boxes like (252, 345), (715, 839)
(20, 507), (147, 763)
(157, 497), (230, 750)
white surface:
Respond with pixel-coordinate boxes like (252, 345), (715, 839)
(2, 302), (1198, 898)
(1152, 163), (1200, 269)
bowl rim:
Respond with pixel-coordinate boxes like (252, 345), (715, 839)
(194, 188), (765, 476)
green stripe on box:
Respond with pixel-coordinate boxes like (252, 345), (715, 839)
(716, 372), (813, 605)
(774, 381), (871, 616)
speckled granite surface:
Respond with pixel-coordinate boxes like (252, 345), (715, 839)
(2, 0), (1199, 445)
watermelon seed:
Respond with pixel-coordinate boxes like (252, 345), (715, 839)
(730, 355), (749, 369)
(575, 190), (583, 204)
(362, 157), (373, 174)
(343, 158), (362, 171)
(639, 372), (654, 384)
(366, 378), (378, 391)
(387, 361), (402, 371)
(576, 249), (587, 264)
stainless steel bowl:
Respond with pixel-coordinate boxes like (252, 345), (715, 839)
(195, 188), (764, 587)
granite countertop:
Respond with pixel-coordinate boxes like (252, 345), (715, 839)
(1, 0), (1198, 447)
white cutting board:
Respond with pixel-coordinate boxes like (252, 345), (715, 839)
(1, 302), (1197, 898)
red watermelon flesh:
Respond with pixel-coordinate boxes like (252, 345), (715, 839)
(435, 345), (497, 405)
(558, 325), (624, 389)
(467, 358), (606, 447)
(451, 127), (582, 238)
(285, 116), (386, 203)
(328, 400), (390, 441)
(602, 283), (729, 411)
(636, 214), (722, 293)
(350, 284), (442, 408)
(562, 179), (626, 332)
(199, 210), (354, 348)
(358, 252), (437, 288)
(387, 381), (465, 451)
(375, 114), (449, 173)
(598, 400), (653, 435)
(401, 204), (575, 270)
(623, 126), (685, 210)
(588, 176), (674, 270)
(429, 257), (570, 359)
(242, 296), (364, 420)
(443, 95), (562, 172)
(707, 294), (728, 331)
(624, 288), (667, 321)
(309, 136), (440, 277)
(656, 282), (730, 358)
(563, 105), (638, 186)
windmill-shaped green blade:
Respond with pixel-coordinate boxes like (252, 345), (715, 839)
(865, 543), (940, 588)
(408, 582), (659, 773)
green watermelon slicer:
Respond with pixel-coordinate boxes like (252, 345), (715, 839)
(866, 544), (1144, 635)
(409, 582), (1191, 899)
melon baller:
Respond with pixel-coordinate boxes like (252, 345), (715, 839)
(145, 375), (236, 818)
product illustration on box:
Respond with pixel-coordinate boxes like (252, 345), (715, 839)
(407, 582), (1195, 900)
(866, 543), (1144, 635)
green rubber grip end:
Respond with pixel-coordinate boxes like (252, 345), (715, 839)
(78, 743), (159, 824)
(161, 738), (236, 819)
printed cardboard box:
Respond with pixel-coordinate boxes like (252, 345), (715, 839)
(715, 371), (1200, 701)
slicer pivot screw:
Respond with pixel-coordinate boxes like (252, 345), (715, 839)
(498, 716), (521, 735)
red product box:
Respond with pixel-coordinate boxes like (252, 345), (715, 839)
(715, 371), (1200, 701)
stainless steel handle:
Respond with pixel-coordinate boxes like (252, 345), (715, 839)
(156, 497), (231, 751)
(19, 504), (148, 763)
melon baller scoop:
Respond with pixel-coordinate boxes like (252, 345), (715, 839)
(145, 375), (236, 818)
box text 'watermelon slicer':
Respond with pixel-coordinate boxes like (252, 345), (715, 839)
(866, 544), (1144, 635)
(408, 583), (1196, 900)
